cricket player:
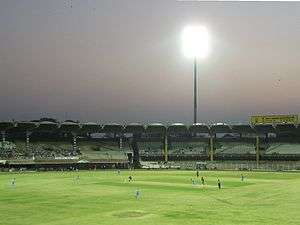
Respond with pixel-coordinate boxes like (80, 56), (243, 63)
(217, 179), (221, 189)
(135, 189), (141, 199)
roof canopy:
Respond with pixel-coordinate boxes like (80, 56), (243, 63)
(210, 123), (231, 133)
(167, 123), (188, 134)
(37, 121), (58, 131)
(146, 123), (166, 134)
(16, 122), (37, 131)
(81, 122), (101, 133)
(102, 123), (123, 133)
(124, 123), (145, 134)
(60, 122), (80, 133)
(0, 121), (299, 136)
(231, 124), (255, 134)
(189, 123), (209, 133)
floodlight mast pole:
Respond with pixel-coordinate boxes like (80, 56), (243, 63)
(193, 57), (197, 124)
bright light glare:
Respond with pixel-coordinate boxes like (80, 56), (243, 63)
(182, 25), (210, 58)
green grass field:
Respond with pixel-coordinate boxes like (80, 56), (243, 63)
(1, 170), (300, 225)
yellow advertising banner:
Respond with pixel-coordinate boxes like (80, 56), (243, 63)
(250, 115), (298, 125)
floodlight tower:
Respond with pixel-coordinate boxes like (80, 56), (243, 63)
(182, 25), (210, 123)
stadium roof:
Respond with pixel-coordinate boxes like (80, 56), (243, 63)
(1, 121), (300, 135)
(81, 122), (98, 125)
(37, 121), (58, 131)
(146, 123), (166, 134)
(167, 123), (188, 134)
(189, 123), (209, 133)
(16, 122), (37, 131)
(102, 123), (123, 133)
(210, 123), (231, 133)
(81, 122), (101, 133)
(231, 124), (255, 133)
(60, 121), (80, 133)
(124, 123), (145, 134)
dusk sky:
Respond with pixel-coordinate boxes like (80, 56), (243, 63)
(0, 1), (299, 124)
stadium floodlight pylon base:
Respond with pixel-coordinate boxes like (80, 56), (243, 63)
(256, 135), (260, 168)
(164, 134), (168, 162)
(131, 138), (141, 169)
(210, 136), (214, 162)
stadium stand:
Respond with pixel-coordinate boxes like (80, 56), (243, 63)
(265, 143), (300, 154)
(168, 141), (208, 155)
(78, 140), (128, 161)
(139, 142), (163, 156)
(214, 141), (255, 154)
(0, 120), (300, 170)
(0, 140), (77, 160)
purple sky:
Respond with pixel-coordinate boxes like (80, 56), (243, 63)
(0, 1), (299, 124)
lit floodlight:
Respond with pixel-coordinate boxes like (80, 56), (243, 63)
(182, 25), (210, 58)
